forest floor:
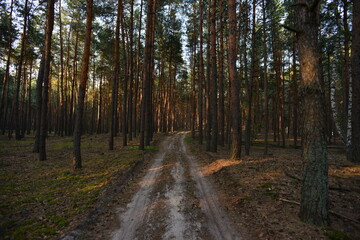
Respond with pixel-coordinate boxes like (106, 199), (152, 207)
(0, 133), (145, 239)
(1, 132), (360, 239)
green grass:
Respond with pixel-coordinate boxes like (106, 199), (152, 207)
(185, 135), (193, 144)
(258, 182), (273, 189)
(129, 145), (157, 151)
(323, 227), (351, 240)
(0, 134), (143, 239)
(257, 182), (279, 199)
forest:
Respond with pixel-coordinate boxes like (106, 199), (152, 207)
(0, 0), (359, 239)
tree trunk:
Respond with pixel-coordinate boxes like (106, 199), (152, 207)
(120, 0), (128, 147)
(58, 0), (65, 137)
(14, 0), (29, 140)
(128, 0), (134, 141)
(39, 0), (55, 161)
(109, 0), (121, 150)
(191, 42), (197, 139)
(228, 0), (241, 159)
(262, 0), (269, 154)
(69, 29), (79, 136)
(218, 0), (225, 147)
(209, 0), (218, 152)
(292, 40), (299, 148)
(140, 0), (156, 150)
(245, 0), (256, 155)
(73, 0), (93, 169)
(351, 0), (360, 162)
(97, 63), (103, 134)
(134, 0), (143, 138)
(0, 0), (14, 134)
(26, 60), (33, 135)
(198, 0), (204, 145)
(295, 0), (329, 226)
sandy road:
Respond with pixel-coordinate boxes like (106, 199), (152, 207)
(111, 133), (242, 240)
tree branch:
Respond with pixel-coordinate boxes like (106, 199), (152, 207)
(291, 2), (310, 9)
(279, 198), (360, 225)
(282, 25), (299, 34)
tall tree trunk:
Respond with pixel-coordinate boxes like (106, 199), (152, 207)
(262, 0), (269, 154)
(20, 62), (28, 138)
(295, 0), (329, 226)
(97, 63), (103, 134)
(198, 0), (204, 145)
(33, 54), (45, 153)
(14, 0), (29, 140)
(140, 0), (156, 150)
(218, 0), (225, 147)
(109, 0), (121, 150)
(228, 0), (241, 159)
(191, 42), (197, 139)
(58, 0), (65, 137)
(73, 0), (93, 169)
(206, 8), (211, 152)
(39, 0), (55, 160)
(351, 0), (360, 163)
(209, 0), (218, 152)
(69, 29), (79, 135)
(120, 0), (128, 147)
(134, 0), (143, 138)
(0, 0), (14, 134)
(90, 60), (96, 134)
(292, 40), (299, 148)
(128, 0), (134, 141)
(26, 60), (33, 134)
(245, 0), (256, 155)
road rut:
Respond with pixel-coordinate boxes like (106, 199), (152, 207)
(111, 133), (242, 240)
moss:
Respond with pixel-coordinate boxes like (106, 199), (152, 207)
(48, 141), (72, 151)
(239, 196), (252, 204)
(50, 216), (69, 228)
(291, 178), (299, 184)
(185, 136), (193, 144)
(258, 182), (273, 188)
(0, 134), (144, 239)
(265, 188), (279, 199)
(323, 227), (351, 240)
(129, 145), (157, 151)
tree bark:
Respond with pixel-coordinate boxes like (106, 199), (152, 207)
(140, 0), (156, 150)
(218, 0), (225, 147)
(262, 0), (269, 154)
(292, 40), (299, 148)
(245, 0), (256, 155)
(198, 0), (204, 145)
(209, 0), (218, 152)
(228, 0), (241, 159)
(109, 0), (121, 150)
(39, 0), (55, 160)
(59, 0), (65, 137)
(73, 0), (93, 169)
(0, 0), (14, 135)
(295, 0), (329, 226)
(14, 0), (29, 140)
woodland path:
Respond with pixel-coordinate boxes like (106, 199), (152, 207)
(111, 133), (242, 240)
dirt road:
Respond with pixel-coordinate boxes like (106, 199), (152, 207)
(111, 133), (242, 240)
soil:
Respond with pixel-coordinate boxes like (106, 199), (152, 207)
(80, 133), (247, 240)
(63, 132), (360, 240)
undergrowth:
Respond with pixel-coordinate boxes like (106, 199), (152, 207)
(0, 134), (142, 240)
